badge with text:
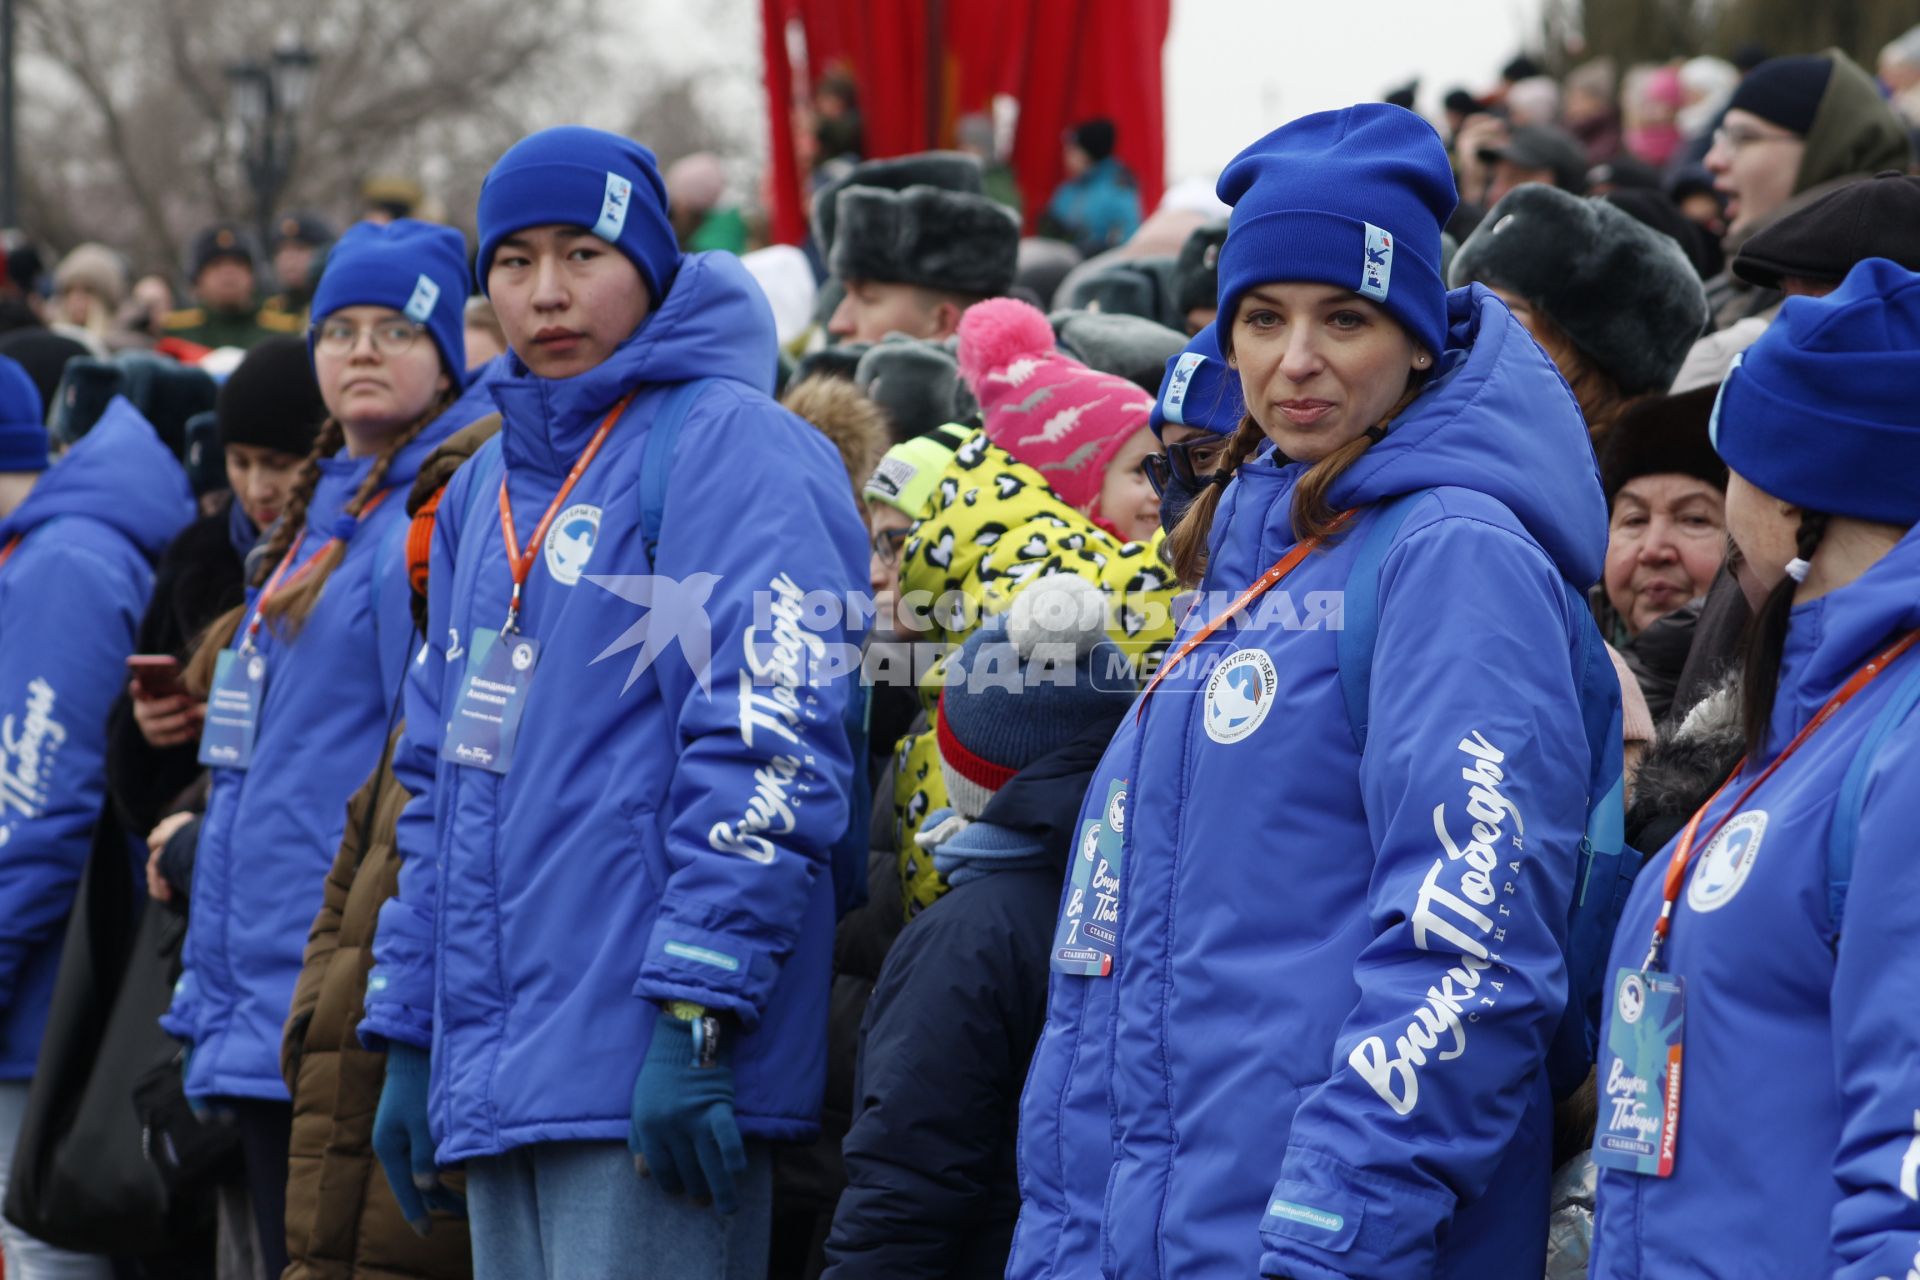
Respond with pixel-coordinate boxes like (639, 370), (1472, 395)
(1593, 967), (1686, 1177)
(1051, 779), (1127, 977)
(198, 649), (265, 770)
(441, 627), (540, 774)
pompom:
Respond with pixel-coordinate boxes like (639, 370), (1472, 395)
(956, 296), (1059, 391)
(1007, 573), (1110, 660)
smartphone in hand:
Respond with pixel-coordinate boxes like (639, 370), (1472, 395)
(127, 654), (184, 701)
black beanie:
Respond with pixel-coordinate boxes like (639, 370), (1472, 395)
(217, 335), (325, 456)
(0, 329), (90, 411)
(1726, 54), (1833, 136)
(1072, 119), (1117, 163)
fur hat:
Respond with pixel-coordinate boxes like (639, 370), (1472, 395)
(812, 151), (984, 260)
(1600, 384), (1727, 503)
(52, 243), (128, 310)
(1016, 237), (1083, 310)
(1051, 310), (1187, 395)
(956, 297), (1154, 530)
(829, 184), (1021, 296)
(1172, 219), (1228, 318)
(855, 336), (974, 441)
(186, 222), (257, 282)
(1057, 256), (1180, 330)
(1450, 184), (1708, 395)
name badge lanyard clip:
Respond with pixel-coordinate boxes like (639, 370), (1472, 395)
(496, 392), (634, 635)
(237, 488), (395, 655)
(1134, 508), (1355, 717)
(1641, 626), (1920, 972)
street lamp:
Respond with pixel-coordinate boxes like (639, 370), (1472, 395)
(226, 37), (316, 267)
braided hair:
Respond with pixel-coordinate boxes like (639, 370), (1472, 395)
(183, 387), (456, 696)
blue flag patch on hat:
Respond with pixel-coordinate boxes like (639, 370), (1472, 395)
(1361, 223), (1394, 301)
(404, 273), (441, 323)
(594, 172), (633, 242)
(1161, 351), (1205, 426)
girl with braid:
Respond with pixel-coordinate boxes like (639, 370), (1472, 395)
(161, 220), (471, 1280)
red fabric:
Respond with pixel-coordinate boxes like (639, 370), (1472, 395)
(936, 688), (1019, 793)
(759, 0), (1169, 245)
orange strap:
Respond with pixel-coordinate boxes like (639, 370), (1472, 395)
(1136, 509), (1355, 715)
(1642, 626), (1920, 969)
(497, 393), (634, 632)
(240, 489), (394, 650)
(0, 535), (19, 574)
(407, 488), (444, 601)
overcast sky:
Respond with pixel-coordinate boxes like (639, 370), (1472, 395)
(1162, 0), (1546, 182)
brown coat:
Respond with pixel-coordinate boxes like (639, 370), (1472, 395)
(280, 729), (470, 1279)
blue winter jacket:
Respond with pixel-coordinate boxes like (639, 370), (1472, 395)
(1006, 711), (1137, 1280)
(359, 251), (869, 1162)
(1095, 286), (1606, 1280)
(0, 400), (190, 1077)
(161, 403), (466, 1101)
(1590, 525), (1920, 1280)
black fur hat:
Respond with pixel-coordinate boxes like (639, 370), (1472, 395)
(1599, 384), (1728, 503)
(829, 184), (1021, 297)
(1449, 184), (1708, 396)
(1172, 219), (1228, 318)
(812, 151), (984, 259)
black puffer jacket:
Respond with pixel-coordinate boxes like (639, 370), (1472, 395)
(821, 715), (1118, 1280)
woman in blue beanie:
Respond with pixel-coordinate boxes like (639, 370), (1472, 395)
(358, 126), (866, 1279)
(161, 218), (471, 1279)
(1050, 104), (1614, 1280)
(1589, 258), (1920, 1279)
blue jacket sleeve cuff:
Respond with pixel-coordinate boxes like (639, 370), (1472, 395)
(1257, 1150), (1451, 1280)
(633, 921), (779, 1029)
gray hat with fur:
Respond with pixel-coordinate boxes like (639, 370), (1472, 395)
(1051, 310), (1187, 395)
(830, 184), (1021, 297)
(1449, 184), (1707, 396)
(855, 334), (977, 441)
(813, 151), (984, 259)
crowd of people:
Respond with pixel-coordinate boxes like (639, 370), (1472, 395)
(0, 30), (1919, 1280)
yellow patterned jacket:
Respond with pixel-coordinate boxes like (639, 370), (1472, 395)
(887, 427), (1177, 914)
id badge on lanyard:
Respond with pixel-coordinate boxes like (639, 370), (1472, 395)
(1052, 778), (1127, 977)
(441, 628), (540, 774)
(198, 649), (266, 770)
(1592, 968), (1685, 1176)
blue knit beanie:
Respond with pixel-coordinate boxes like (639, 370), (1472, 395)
(1150, 322), (1244, 441)
(1711, 257), (1920, 526)
(0, 355), (45, 473)
(936, 575), (1134, 817)
(476, 126), (682, 303)
(311, 219), (469, 382)
(1215, 104), (1457, 360)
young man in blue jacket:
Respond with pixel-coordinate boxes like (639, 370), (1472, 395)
(362, 127), (869, 1279)
(0, 363), (193, 1274)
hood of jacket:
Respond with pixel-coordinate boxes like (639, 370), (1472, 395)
(1796, 48), (1912, 195)
(1302, 284), (1608, 586)
(487, 250), (779, 477)
(1767, 521), (1920, 757)
(0, 396), (192, 560)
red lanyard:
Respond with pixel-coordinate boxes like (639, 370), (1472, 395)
(1136, 509), (1354, 716)
(0, 535), (18, 575)
(240, 490), (393, 652)
(497, 392), (633, 633)
(1642, 626), (1920, 971)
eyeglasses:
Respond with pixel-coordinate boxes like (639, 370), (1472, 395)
(1710, 126), (1797, 154)
(1142, 436), (1230, 498)
(313, 317), (425, 356)
(872, 526), (910, 567)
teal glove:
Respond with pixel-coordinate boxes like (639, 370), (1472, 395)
(629, 1006), (748, 1214)
(371, 1044), (464, 1235)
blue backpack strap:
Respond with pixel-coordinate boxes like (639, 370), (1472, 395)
(639, 380), (715, 566)
(1337, 490), (1434, 751)
(1826, 656), (1920, 933)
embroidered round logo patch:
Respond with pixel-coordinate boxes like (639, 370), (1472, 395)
(544, 503), (602, 586)
(1685, 810), (1769, 913)
(1204, 649), (1278, 745)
